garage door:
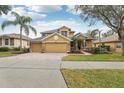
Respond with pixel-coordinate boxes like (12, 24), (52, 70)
(45, 43), (68, 53)
(31, 43), (42, 52)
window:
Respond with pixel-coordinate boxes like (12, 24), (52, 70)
(5, 39), (9, 45)
(10, 38), (14, 46)
(116, 42), (122, 48)
(0, 38), (2, 46)
(61, 31), (67, 37)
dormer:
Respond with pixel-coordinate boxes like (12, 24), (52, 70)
(58, 26), (74, 38)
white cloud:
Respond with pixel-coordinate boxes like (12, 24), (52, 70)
(26, 5), (62, 13)
(66, 5), (81, 15)
(1, 6), (46, 21)
(12, 7), (47, 20)
(1, 12), (15, 21)
(12, 7), (26, 16)
(34, 19), (81, 32)
(27, 12), (46, 20)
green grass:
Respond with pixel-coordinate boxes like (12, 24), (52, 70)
(61, 69), (124, 88)
(0, 52), (16, 57)
(62, 53), (124, 61)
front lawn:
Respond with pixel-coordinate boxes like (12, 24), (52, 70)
(61, 69), (124, 88)
(0, 52), (16, 57)
(62, 53), (124, 61)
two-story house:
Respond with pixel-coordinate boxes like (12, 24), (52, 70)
(31, 26), (93, 53)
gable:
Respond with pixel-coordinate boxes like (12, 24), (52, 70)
(42, 33), (71, 43)
(77, 34), (86, 39)
(59, 26), (70, 34)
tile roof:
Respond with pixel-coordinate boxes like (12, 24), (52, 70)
(40, 26), (75, 34)
(41, 29), (58, 34)
(0, 33), (31, 40)
(94, 34), (119, 43)
(31, 37), (43, 42)
(73, 32), (93, 39)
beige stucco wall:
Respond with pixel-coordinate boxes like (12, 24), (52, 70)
(94, 42), (123, 53)
(115, 48), (122, 53)
(42, 26), (74, 39)
(59, 27), (74, 38)
(69, 32), (74, 38)
(59, 27), (70, 37)
(0, 38), (29, 48)
(42, 34), (70, 52)
(94, 42), (116, 51)
(14, 39), (29, 48)
(86, 40), (93, 48)
(42, 34), (69, 43)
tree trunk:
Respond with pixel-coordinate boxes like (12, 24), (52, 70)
(121, 37), (124, 56)
(20, 27), (22, 51)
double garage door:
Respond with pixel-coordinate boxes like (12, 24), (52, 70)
(45, 43), (68, 53)
(31, 43), (68, 53)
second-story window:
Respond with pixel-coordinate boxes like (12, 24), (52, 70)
(61, 31), (67, 37)
(5, 39), (9, 45)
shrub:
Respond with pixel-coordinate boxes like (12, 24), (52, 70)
(11, 47), (30, 53)
(91, 47), (100, 54)
(22, 48), (30, 53)
(87, 47), (109, 54)
(0, 47), (10, 52)
(12, 47), (20, 51)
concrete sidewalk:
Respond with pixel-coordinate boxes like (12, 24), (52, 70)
(61, 61), (124, 69)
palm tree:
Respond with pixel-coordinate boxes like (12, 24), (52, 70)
(0, 5), (11, 15)
(102, 30), (115, 37)
(71, 34), (84, 51)
(85, 29), (99, 40)
(1, 12), (37, 51)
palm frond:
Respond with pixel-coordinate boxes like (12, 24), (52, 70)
(21, 16), (32, 24)
(1, 20), (17, 30)
(29, 25), (37, 36)
(22, 25), (29, 36)
(11, 11), (20, 18)
(0, 5), (11, 15)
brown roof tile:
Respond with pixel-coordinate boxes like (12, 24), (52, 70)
(94, 34), (119, 43)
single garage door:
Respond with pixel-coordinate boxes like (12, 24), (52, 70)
(31, 43), (42, 52)
(45, 43), (68, 53)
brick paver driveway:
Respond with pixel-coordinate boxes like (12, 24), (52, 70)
(0, 53), (67, 88)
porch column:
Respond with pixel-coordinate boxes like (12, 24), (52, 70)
(2, 37), (4, 47)
(68, 42), (71, 52)
(83, 39), (86, 48)
(9, 38), (10, 47)
(76, 41), (78, 51)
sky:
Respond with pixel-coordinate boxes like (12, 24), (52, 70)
(0, 5), (110, 38)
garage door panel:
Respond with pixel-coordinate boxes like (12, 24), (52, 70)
(45, 43), (67, 53)
(31, 43), (42, 52)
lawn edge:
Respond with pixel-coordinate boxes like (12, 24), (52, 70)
(60, 69), (69, 88)
(62, 60), (124, 62)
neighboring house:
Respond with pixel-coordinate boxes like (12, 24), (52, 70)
(31, 26), (93, 53)
(0, 33), (30, 48)
(93, 34), (122, 53)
